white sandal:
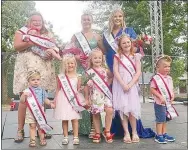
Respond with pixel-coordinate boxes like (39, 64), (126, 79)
(62, 137), (69, 145)
(73, 137), (79, 145)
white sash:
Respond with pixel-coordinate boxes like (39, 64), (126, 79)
(114, 54), (136, 77)
(103, 30), (118, 53)
(25, 88), (53, 133)
(74, 32), (92, 56)
(19, 26), (57, 50)
(152, 74), (178, 120)
(58, 74), (85, 112)
(86, 68), (112, 100)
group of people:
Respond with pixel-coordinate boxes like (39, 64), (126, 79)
(13, 8), (177, 147)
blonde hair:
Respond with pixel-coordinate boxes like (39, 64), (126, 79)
(60, 54), (77, 74)
(27, 70), (41, 81)
(117, 34), (135, 57)
(155, 55), (172, 68)
(88, 48), (106, 69)
(26, 11), (48, 34)
(81, 12), (93, 22)
(108, 9), (126, 33)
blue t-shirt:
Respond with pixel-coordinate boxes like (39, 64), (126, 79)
(29, 86), (48, 105)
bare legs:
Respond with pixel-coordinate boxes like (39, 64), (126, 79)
(121, 113), (139, 143)
(62, 119), (79, 145)
(14, 102), (27, 142)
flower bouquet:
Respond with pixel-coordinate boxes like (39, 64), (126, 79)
(60, 42), (89, 69)
(133, 33), (152, 56)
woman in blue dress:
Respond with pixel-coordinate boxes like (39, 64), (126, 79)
(103, 8), (155, 138)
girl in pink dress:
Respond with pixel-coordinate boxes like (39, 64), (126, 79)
(53, 54), (86, 145)
(85, 48), (114, 143)
(112, 34), (141, 143)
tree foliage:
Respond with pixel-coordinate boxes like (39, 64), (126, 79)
(2, 1), (36, 52)
(86, 1), (187, 87)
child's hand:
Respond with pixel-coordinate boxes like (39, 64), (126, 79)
(159, 96), (166, 105)
(22, 35), (30, 42)
(23, 92), (32, 98)
(123, 84), (130, 92)
(50, 101), (56, 109)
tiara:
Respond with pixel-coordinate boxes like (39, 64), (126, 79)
(115, 32), (131, 44)
(63, 53), (75, 58)
(27, 70), (40, 80)
(155, 55), (171, 67)
(110, 3), (123, 13)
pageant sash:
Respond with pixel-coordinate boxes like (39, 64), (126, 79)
(58, 74), (85, 112)
(19, 26), (57, 50)
(86, 68), (112, 100)
(152, 74), (178, 120)
(114, 54), (136, 77)
(74, 32), (92, 56)
(103, 30), (118, 53)
(24, 88), (53, 133)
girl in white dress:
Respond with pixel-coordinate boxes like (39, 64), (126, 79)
(53, 54), (86, 145)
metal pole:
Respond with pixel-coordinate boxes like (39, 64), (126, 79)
(141, 58), (145, 103)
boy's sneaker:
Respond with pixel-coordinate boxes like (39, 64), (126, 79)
(155, 135), (167, 144)
(163, 133), (175, 142)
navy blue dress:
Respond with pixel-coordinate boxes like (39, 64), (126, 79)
(103, 27), (155, 138)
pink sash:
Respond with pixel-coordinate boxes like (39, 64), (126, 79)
(114, 54), (136, 78)
(25, 88), (53, 133)
(152, 74), (179, 120)
(58, 74), (85, 112)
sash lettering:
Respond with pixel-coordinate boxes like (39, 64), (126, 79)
(152, 74), (178, 120)
(86, 68), (112, 100)
(19, 26), (57, 50)
(114, 54), (136, 77)
(103, 30), (118, 53)
(58, 74), (85, 112)
(74, 32), (92, 56)
(25, 88), (53, 133)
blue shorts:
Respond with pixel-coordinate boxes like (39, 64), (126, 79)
(154, 103), (166, 123)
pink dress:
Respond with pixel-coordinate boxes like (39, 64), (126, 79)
(112, 53), (141, 120)
(53, 76), (85, 120)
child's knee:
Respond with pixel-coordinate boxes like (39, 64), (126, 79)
(29, 123), (36, 129)
(105, 107), (113, 115)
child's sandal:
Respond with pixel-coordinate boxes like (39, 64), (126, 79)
(39, 138), (47, 146)
(131, 133), (140, 143)
(123, 134), (132, 144)
(102, 130), (114, 143)
(14, 129), (24, 143)
(73, 137), (80, 145)
(93, 133), (101, 143)
(62, 137), (69, 145)
(29, 139), (36, 147)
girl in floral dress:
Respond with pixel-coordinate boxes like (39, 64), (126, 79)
(85, 48), (114, 143)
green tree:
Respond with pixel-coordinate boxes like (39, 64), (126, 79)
(86, 1), (187, 87)
(2, 1), (36, 103)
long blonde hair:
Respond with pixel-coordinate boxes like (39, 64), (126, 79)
(88, 48), (106, 69)
(108, 9), (126, 33)
(117, 34), (135, 58)
(60, 54), (77, 74)
(26, 11), (48, 34)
